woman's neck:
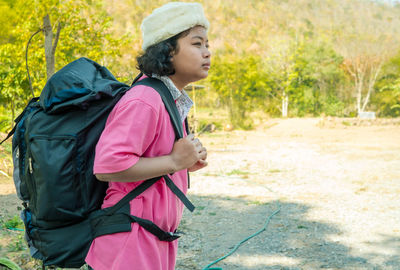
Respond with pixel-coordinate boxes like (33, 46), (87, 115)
(168, 75), (187, 91)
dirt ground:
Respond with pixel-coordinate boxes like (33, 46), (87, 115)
(0, 118), (399, 269)
(176, 118), (400, 270)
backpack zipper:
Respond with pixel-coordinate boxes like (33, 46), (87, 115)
(28, 157), (33, 174)
(24, 106), (40, 209)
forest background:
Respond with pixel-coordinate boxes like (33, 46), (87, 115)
(1, 0), (400, 130)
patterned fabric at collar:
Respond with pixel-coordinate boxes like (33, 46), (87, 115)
(151, 74), (193, 123)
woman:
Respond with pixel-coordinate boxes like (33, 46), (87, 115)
(85, 2), (211, 270)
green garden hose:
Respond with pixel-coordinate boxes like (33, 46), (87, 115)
(202, 206), (281, 270)
(0, 258), (21, 270)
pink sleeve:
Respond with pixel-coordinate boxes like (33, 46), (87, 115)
(93, 99), (159, 174)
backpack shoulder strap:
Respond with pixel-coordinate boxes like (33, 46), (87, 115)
(91, 76), (195, 242)
(134, 77), (184, 140)
(104, 76), (194, 212)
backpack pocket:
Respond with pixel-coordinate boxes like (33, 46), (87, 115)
(28, 214), (93, 268)
(12, 145), (25, 201)
(20, 208), (43, 260)
(28, 135), (84, 223)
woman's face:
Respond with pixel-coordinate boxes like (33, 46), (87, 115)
(170, 26), (211, 87)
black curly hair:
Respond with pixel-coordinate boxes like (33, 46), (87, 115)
(136, 29), (191, 77)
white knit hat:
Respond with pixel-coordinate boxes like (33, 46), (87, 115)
(141, 2), (209, 51)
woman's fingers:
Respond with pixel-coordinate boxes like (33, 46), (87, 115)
(198, 159), (208, 166)
(199, 147), (207, 159)
(193, 138), (202, 147)
(186, 134), (207, 160)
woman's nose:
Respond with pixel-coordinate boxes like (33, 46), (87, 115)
(203, 47), (211, 58)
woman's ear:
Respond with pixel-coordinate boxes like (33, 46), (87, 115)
(168, 46), (175, 62)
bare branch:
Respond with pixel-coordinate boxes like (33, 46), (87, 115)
(43, 14), (55, 79)
(51, 22), (62, 57)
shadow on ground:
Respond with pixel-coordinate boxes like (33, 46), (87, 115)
(0, 193), (20, 219)
(177, 194), (399, 270)
(0, 192), (398, 270)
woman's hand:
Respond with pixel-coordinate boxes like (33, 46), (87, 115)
(188, 159), (208, 172)
(170, 133), (207, 172)
(96, 134), (208, 182)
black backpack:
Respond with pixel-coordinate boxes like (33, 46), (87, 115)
(1, 57), (194, 268)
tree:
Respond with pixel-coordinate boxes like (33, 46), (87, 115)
(0, 0), (132, 131)
(43, 14), (61, 80)
(293, 41), (346, 116)
(372, 51), (400, 116)
(265, 37), (301, 117)
(208, 54), (268, 128)
(333, 0), (399, 115)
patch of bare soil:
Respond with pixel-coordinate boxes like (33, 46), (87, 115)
(177, 118), (400, 270)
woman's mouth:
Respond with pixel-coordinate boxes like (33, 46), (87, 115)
(202, 63), (211, 70)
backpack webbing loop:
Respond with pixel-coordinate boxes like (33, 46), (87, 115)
(127, 214), (181, 242)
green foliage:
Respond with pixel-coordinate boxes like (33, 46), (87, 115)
(197, 119), (222, 133)
(1, 0), (400, 127)
(7, 234), (25, 253)
(0, 113), (11, 133)
(1, 216), (25, 255)
(2, 216), (24, 230)
(0, 1), (15, 44)
(373, 52), (400, 116)
(208, 37), (352, 125)
(208, 54), (269, 129)
(374, 79), (400, 116)
(0, 0), (133, 132)
(266, 39), (347, 117)
(296, 42), (347, 116)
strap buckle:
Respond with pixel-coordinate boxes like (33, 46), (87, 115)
(160, 231), (181, 242)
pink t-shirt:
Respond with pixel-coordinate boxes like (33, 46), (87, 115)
(85, 81), (188, 270)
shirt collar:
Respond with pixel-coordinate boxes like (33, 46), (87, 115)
(151, 74), (193, 123)
(151, 74), (182, 101)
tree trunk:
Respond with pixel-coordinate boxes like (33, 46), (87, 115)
(355, 71), (364, 114)
(282, 91), (288, 117)
(43, 14), (61, 80)
(361, 62), (382, 112)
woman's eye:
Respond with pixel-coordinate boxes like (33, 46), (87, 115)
(193, 42), (202, 46)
